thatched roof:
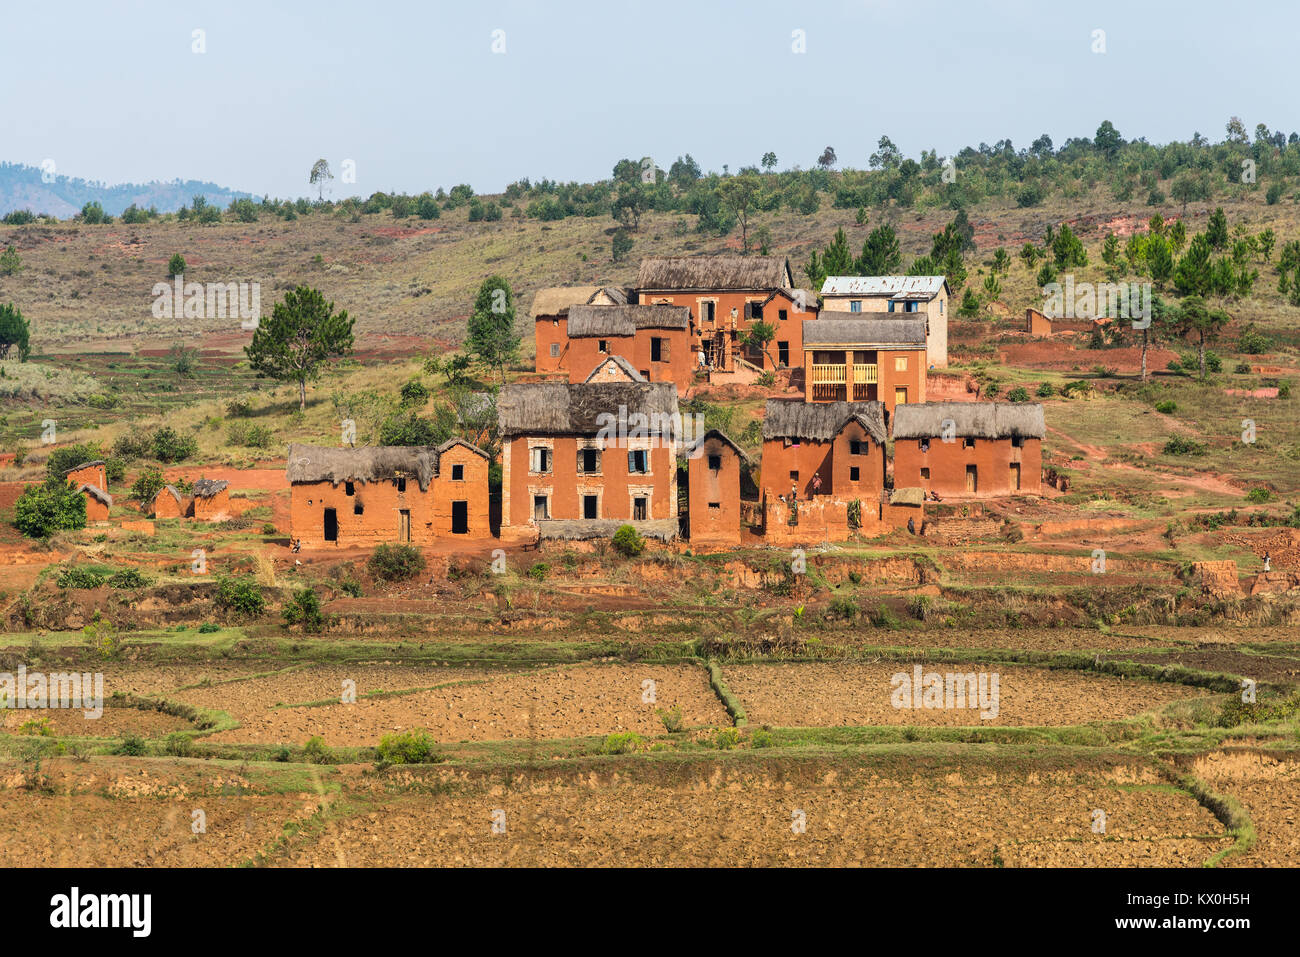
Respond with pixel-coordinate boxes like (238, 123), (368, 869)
(193, 478), (230, 498)
(537, 517), (677, 541)
(498, 382), (679, 436)
(287, 444), (439, 491)
(530, 285), (602, 319)
(637, 256), (792, 291)
(584, 356), (645, 383)
(684, 428), (750, 464)
(64, 460), (105, 475)
(77, 483), (111, 506)
(821, 276), (948, 299)
(890, 487), (925, 506)
(892, 402), (1046, 440)
(591, 286), (631, 306)
(436, 438), (490, 460)
(802, 318), (927, 348)
(567, 304), (689, 337)
(762, 400), (887, 445)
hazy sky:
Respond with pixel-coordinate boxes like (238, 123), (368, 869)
(5, 0), (1293, 198)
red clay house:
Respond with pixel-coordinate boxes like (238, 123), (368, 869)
(801, 317), (927, 416)
(565, 304), (694, 393)
(685, 429), (748, 546)
(152, 485), (186, 519)
(532, 285), (630, 373)
(191, 479), (231, 521)
(892, 402), (1045, 497)
(497, 381), (680, 542)
(759, 400), (889, 542)
(287, 439), (491, 548)
(636, 256), (818, 373)
(78, 483), (111, 522)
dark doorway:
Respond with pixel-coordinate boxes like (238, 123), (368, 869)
(323, 508), (338, 542)
(583, 495), (598, 519)
(398, 509), (411, 542)
(451, 501), (469, 534)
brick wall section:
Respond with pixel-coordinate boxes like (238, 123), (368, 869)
(922, 517), (1002, 544)
(895, 437), (1042, 497)
(567, 326), (695, 393)
(66, 463), (107, 491)
(688, 435), (743, 545)
(760, 425), (885, 503)
(502, 435), (676, 528)
(430, 444), (492, 539)
(761, 497), (887, 545)
(535, 315), (569, 372)
(82, 491), (110, 522)
(193, 488), (231, 521)
(153, 489), (185, 519)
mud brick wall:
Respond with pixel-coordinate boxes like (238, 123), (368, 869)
(688, 435), (743, 545)
(193, 488), (231, 521)
(922, 517), (1002, 543)
(1192, 561), (1242, 598)
(895, 436), (1042, 498)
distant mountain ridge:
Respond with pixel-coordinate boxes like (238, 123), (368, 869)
(0, 161), (253, 218)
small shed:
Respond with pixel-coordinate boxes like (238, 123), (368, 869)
(192, 478), (231, 521)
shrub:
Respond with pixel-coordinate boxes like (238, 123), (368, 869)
(163, 732), (193, 757)
(151, 426), (198, 463)
(749, 728), (773, 748)
(1238, 326), (1271, 355)
(115, 735), (147, 756)
(57, 566), (107, 589)
(367, 543), (425, 582)
(658, 705), (684, 733)
(1035, 381), (1054, 397)
(601, 732), (644, 754)
(167, 253), (186, 277)
(1246, 487), (1272, 503)
(527, 562), (549, 581)
(302, 736), (335, 764)
(1234, 362), (1252, 374)
(131, 466), (166, 504)
(611, 524), (645, 557)
(197, 622), (219, 634)
(1163, 435), (1206, 456)
(214, 576), (266, 617)
(1154, 400), (1176, 414)
(713, 727), (741, 750)
(14, 479), (86, 539)
(827, 596), (858, 620)
(399, 378), (430, 406)
(282, 588), (325, 633)
(1006, 386), (1030, 402)
(375, 729), (439, 766)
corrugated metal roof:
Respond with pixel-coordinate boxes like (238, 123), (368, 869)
(802, 317), (927, 348)
(820, 275), (947, 299)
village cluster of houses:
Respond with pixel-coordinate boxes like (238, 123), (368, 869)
(286, 255), (1046, 550)
(64, 459), (232, 524)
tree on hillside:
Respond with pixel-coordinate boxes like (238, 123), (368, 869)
(466, 276), (520, 384)
(0, 245), (22, 276)
(761, 152), (778, 172)
(14, 478), (85, 539)
(817, 146), (837, 170)
(1173, 233), (1214, 297)
(1095, 121), (1124, 158)
(309, 159), (333, 201)
(245, 285), (355, 409)
(856, 224), (901, 275)
(0, 302), (31, 361)
(1146, 234), (1174, 289)
(1169, 295), (1230, 381)
(1206, 207), (1229, 250)
(718, 174), (764, 254)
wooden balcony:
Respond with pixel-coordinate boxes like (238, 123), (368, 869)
(809, 363), (877, 402)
